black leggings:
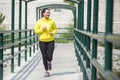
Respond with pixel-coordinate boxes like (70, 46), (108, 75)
(39, 40), (54, 70)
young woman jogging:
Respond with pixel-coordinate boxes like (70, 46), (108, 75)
(34, 8), (57, 77)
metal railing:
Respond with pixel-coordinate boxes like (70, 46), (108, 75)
(0, 27), (73, 80)
(0, 1), (75, 79)
(1, 0), (120, 80)
(73, 0), (120, 80)
(0, 29), (39, 80)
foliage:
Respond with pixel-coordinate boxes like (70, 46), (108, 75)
(63, 0), (75, 5)
(0, 12), (5, 30)
(55, 22), (74, 43)
(0, 25), (6, 30)
(0, 13), (5, 25)
(59, 24), (73, 40)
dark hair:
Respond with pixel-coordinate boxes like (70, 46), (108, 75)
(41, 8), (50, 17)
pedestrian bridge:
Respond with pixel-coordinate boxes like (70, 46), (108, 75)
(9, 44), (81, 80)
(0, 0), (120, 80)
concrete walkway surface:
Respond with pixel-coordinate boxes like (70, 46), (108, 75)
(10, 44), (82, 80)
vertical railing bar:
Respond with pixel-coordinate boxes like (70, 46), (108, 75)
(104, 0), (113, 71)
(36, 36), (39, 50)
(86, 0), (91, 69)
(0, 34), (3, 80)
(18, 0), (22, 66)
(78, 2), (86, 80)
(81, 0), (84, 30)
(73, 8), (76, 29)
(78, 2), (81, 29)
(91, 0), (99, 80)
(87, 0), (91, 32)
(29, 30), (32, 57)
(33, 32), (35, 53)
(78, 0), (83, 72)
(11, 0), (15, 73)
(81, 0), (86, 61)
(81, 0), (87, 80)
(36, 8), (39, 51)
(36, 7), (38, 21)
(73, 7), (76, 60)
(35, 8), (37, 51)
(25, 2), (28, 61)
(39, 9), (41, 20)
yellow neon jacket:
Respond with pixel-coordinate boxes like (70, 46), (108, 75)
(34, 17), (57, 42)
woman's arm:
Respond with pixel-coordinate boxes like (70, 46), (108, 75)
(34, 21), (44, 34)
(51, 21), (57, 35)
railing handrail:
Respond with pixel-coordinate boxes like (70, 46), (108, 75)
(0, 29), (39, 80)
(74, 0), (120, 80)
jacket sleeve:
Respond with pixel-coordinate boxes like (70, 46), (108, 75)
(34, 21), (43, 35)
(52, 21), (57, 35)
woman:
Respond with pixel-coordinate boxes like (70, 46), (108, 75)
(34, 8), (57, 77)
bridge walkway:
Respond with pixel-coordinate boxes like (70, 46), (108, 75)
(10, 44), (82, 80)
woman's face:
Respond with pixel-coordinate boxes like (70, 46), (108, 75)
(43, 9), (50, 19)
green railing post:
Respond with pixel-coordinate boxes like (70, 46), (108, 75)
(29, 30), (32, 57)
(25, 1), (28, 61)
(91, 0), (99, 80)
(36, 36), (39, 50)
(80, 0), (87, 79)
(78, 2), (81, 29)
(73, 8), (76, 29)
(36, 8), (38, 21)
(86, 0), (91, 49)
(73, 6), (76, 58)
(39, 9), (41, 19)
(0, 34), (3, 80)
(36, 8), (39, 51)
(81, 0), (84, 30)
(18, 0), (22, 66)
(77, 0), (82, 68)
(81, 0), (86, 61)
(87, 0), (91, 32)
(105, 0), (113, 71)
(86, 0), (91, 69)
(11, 0), (15, 73)
(33, 32), (35, 53)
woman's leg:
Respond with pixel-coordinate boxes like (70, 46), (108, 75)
(39, 41), (48, 71)
(47, 41), (54, 70)
(47, 40), (54, 62)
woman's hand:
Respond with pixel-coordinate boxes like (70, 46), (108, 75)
(42, 26), (47, 31)
(49, 32), (53, 36)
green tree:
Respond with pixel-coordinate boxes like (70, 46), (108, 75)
(0, 13), (5, 25)
(0, 13), (5, 30)
(55, 21), (74, 43)
(60, 23), (74, 43)
(63, 0), (75, 5)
